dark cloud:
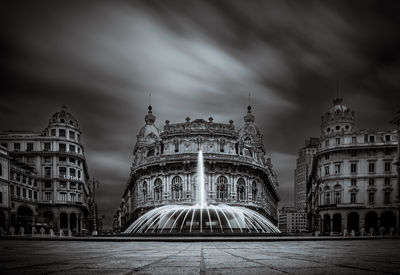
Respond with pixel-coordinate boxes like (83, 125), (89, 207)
(1, 0), (400, 225)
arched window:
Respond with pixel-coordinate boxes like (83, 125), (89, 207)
(147, 149), (155, 157)
(324, 186), (330, 205)
(142, 182), (148, 202)
(237, 178), (245, 201)
(171, 176), (183, 200)
(252, 181), (257, 201)
(154, 178), (162, 201)
(219, 139), (225, 153)
(216, 176), (228, 200)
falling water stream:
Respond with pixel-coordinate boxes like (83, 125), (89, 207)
(123, 150), (280, 234)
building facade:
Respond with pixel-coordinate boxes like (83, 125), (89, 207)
(0, 105), (92, 234)
(307, 98), (398, 235)
(116, 105), (280, 231)
(278, 206), (307, 233)
(294, 138), (319, 212)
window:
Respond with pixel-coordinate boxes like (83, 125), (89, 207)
(77, 170), (81, 179)
(26, 143), (33, 151)
(69, 145), (75, 152)
(27, 156), (35, 164)
(350, 192), (356, 204)
(325, 154), (329, 160)
(59, 143), (66, 152)
(369, 135), (375, 142)
(385, 162), (391, 172)
(385, 135), (391, 142)
(252, 181), (258, 201)
(69, 131), (75, 139)
(44, 142), (51, 151)
(385, 149), (391, 156)
(44, 192), (51, 201)
(16, 187), (21, 197)
(368, 191), (375, 204)
(352, 136), (357, 143)
(78, 194), (81, 202)
(44, 156), (51, 163)
(237, 178), (245, 201)
(219, 139), (225, 153)
(171, 176), (182, 200)
(335, 138), (340, 145)
(368, 178), (375, 186)
(33, 180), (37, 187)
(22, 188), (26, 198)
(70, 193), (76, 202)
(77, 134), (80, 141)
(59, 156), (66, 162)
(351, 150), (357, 157)
(384, 178), (391, 185)
(44, 167), (51, 177)
(44, 181), (52, 188)
(350, 163), (357, 173)
(335, 164), (341, 174)
(28, 189), (32, 199)
(174, 141), (179, 153)
(70, 182), (76, 189)
(51, 129), (56, 136)
(216, 176), (228, 200)
(59, 129), (66, 137)
(14, 143), (21, 150)
(384, 191), (391, 204)
(324, 192), (330, 205)
(59, 167), (66, 176)
(325, 140), (329, 147)
(368, 162), (375, 173)
(153, 178), (163, 201)
(59, 192), (67, 202)
(10, 185), (14, 197)
(16, 174), (21, 181)
(69, 158), (75, 164)
(59, 181), (67, 188)
(69, 168), (76, 177)
(324, 166), (330, 175)
(33, 191), (37, 200)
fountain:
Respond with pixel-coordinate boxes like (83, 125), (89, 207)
(123, 150), (280, 234)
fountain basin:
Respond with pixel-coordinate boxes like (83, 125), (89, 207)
(123, 204), (280, 234)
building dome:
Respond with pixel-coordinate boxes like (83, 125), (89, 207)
(48, 104), (80, 129)
(321, 98), (355, 136)
(138, 106), (160, 138)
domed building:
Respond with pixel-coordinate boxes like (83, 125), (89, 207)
(116, 105), (280, 233)
(307, 98), (398, 235)
(0, 105), (92, 234)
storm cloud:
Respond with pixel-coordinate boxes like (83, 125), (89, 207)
(1, 0), (400, 224)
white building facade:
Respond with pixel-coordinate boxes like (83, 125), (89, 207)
(308, 98), (398, 235)
(0, 105), (92, 234)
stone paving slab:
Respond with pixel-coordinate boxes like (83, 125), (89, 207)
(1, 239), (400, 274)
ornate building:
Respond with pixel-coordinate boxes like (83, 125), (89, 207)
(307, 98), (398, 235)
(117, 105), (280, 232)
(0, 105), (92, 234)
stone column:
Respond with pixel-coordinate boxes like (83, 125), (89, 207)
(330, 218), (333, 234)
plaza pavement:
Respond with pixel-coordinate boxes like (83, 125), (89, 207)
(1, 238), (400, 274)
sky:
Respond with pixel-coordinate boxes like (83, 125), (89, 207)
(1, 0), (400, 226)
